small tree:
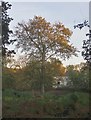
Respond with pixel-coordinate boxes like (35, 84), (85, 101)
(14, 16), (78, 94)
(66, 63), (89, 89)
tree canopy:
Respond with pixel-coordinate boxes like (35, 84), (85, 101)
(15, 16), (77, 61)
(14, 16), (78, 93)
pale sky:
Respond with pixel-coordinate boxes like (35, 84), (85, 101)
(6, 1), (89, 66)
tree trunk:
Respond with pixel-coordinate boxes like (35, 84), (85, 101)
(41, 44), (45, 95)
(42, 84), (45, 94)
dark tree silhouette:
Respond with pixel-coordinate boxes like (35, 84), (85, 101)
(74, 20), (91, 95)
(1, 1), (15, 58)
(74, 20), (90, 30)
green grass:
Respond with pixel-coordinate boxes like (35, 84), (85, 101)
(3, 88), (33, 102)
(3, 88), (89, 118)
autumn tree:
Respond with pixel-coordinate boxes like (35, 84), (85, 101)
(46, 58), (66, 77)
(44, 58), (66, 89)
(14, 16), (78, 94)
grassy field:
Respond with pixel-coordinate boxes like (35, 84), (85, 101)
(2, 88), (89, 118)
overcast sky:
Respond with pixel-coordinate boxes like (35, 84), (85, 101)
(6, 1), (89, 66)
